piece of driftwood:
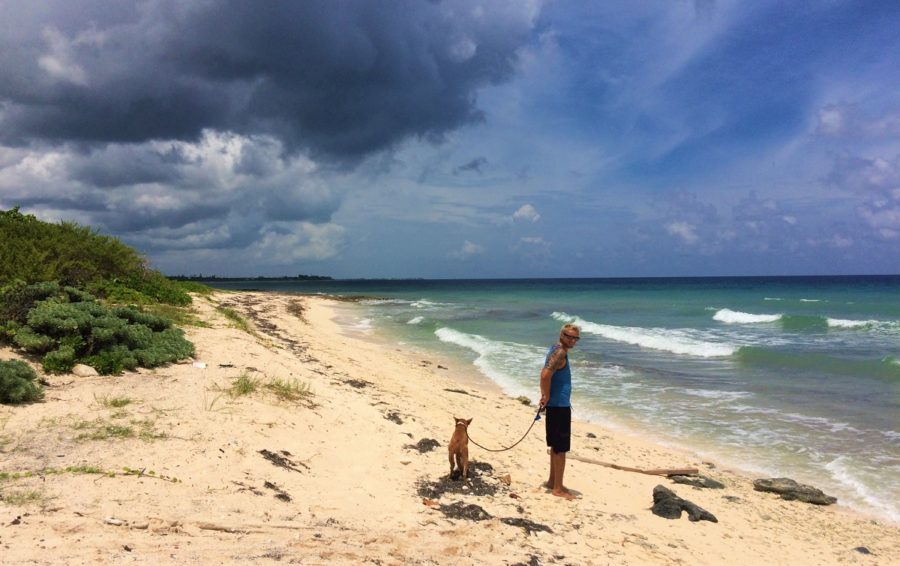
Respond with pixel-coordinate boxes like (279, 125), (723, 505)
(568, 454), (698, 477)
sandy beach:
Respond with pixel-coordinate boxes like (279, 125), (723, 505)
(1, 291), (898, 565)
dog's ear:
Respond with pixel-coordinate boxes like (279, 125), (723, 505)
(466, 418), (473, 425)
(453, 416), (459, 422)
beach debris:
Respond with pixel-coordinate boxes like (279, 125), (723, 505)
(670, 475), (725, 489)
(417, 461), (500, 498)
(438, 501), (492, 521)
(515, 396), (532, 406)
(651, 485), (718, 522)
(192, 361), (207, 369)
(501, 517), (553, 536)
(568, 454), (699, 477)
(422, 498), (439, 507)
(259, 449), (308, 473)
(753, 478), (837, 505)
(104, 517), (125, 526)
(344, 378), (370, 389)
(499, 474), (511, 485)
(384, 411), (403, 424)
(405, 438), (440, 453)
(437, 365), (448, 370)
(263, 481), (292, 502)
(585, 432), (597, 438)
(853, 546), (872, 555)
(72, 363), (99, 377)
(444, 388), (470, 395)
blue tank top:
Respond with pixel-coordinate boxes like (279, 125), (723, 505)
(545, 345), (572, 407)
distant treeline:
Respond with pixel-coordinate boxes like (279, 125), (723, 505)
(169, 274), (333, 281)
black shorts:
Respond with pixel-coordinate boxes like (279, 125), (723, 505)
(545, 406), (571, 453)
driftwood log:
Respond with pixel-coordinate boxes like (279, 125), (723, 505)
(568, 454), (698, 477)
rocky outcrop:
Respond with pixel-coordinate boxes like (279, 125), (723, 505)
(752, 478), (837, 505)
(71, 364), (99, 377)
(651, 485), (718, 522)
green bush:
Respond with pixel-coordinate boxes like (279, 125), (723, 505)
(2, 283), (194, 375)
(0, 208), (192, 307)
(27, 301), (99, 337)
(42, 345), (77, 374)
(0, 360), (44, 404)
(12, 326), (55, 354)
(134, 328), (194, 367)
(113, 307), (171, 331)
(0, 280), (64, 325)
(85, 346), (137, 375)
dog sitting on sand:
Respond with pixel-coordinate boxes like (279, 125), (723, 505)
(448, 417), (472, 481)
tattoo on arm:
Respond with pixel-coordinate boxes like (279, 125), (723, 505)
(543, 349), (566, 372)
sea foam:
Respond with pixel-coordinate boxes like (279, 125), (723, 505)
(551, 312), (736, 357)
(434, 327), (543, 395)
(713, 308), (781, 324)
(827, 318), (875, 329)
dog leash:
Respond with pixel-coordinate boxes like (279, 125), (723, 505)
(465, 405), (544, 452)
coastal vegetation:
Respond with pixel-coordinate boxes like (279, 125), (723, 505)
(0, 207), (200, 397)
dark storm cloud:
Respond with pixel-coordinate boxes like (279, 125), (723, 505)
(69, 144), (189, 188)
(0, 0), (535, 160)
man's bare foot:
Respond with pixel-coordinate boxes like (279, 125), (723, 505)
(552, 489), (577, 500)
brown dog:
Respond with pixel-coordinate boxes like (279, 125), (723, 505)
(448, 417), (472, 481)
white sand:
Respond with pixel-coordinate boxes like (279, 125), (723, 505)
(1, 291), (897, 565)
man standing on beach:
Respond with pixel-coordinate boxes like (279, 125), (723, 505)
(539, 323), (580, 500)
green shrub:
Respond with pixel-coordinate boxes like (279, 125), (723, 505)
(42, 345), (77, 374)
(12, 326), (55, 354)
(26, 300), (97, 337)
(85, 346), (137, 375)
(112, 307), (171, 331)
(0, 208), (192, 307)
(0, 360), (44, 404)
(0, 280), (64, 325)
(2, 283), (194, 376)
(133, 328), (194, 367)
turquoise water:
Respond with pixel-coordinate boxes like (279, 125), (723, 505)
(209, 276), (900, 522)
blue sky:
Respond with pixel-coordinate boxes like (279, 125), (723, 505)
(1, 1), (899, 278)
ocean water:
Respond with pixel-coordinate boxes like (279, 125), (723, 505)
(209, 276), (900, 523)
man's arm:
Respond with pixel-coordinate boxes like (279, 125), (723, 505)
(539, 348), (566, 406)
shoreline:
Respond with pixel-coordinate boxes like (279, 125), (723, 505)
(1, 291), (897, 564)
(330, 293), (898, 526)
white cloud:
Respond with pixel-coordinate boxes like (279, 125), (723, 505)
(512, 203), (540, 222)
(38, 27), (89, 85)
(449, 240), (484, 260)
(666, 221), (699, 244)
(254, 222), (345, 262)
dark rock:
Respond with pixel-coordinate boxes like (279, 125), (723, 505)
(651, 485), (718, 523)
(670, 475), (725, 489)
(753, 478), (837, 505)
(853, 546), (872, 555)
(586, 432), (597, 439)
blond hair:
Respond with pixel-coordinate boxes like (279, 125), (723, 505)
(560, 323), (580, 334)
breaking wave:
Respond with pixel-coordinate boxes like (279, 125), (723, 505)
(552, 312), (736, 358)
